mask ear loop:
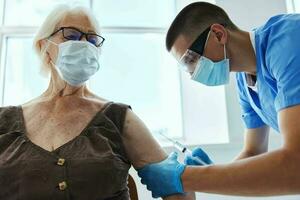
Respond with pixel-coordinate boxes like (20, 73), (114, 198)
(42, 39), (60, 71)
(40, 39), (53, 65)
(44, 39), (65, 84)
(205, 29), (227, 60)
(202, 30), (211, 57)
(41, 40), (50, 56)
(47, 39), (58, 46)
(224, 43), (227, 59)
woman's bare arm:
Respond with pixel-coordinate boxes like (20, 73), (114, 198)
(122, 109), (195, 200)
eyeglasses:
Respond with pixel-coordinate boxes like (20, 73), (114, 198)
(179, 26), (211, 73)
(49, 27), (105, 47)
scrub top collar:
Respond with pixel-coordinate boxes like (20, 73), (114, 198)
(247, 31), (258, 92)
(249, 31), (256, 54)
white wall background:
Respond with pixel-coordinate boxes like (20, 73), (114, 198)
(130, 0), (300, 199)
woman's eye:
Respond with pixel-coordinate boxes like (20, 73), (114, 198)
(66, 34), (79, 40)
(89, 39), (97, 45)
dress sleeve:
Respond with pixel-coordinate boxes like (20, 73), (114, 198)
(0, 106), (23, 134)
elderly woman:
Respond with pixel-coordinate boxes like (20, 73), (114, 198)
(0, 5), (194, 200)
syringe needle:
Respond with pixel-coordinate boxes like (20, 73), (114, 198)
(158, 131), (207, 165)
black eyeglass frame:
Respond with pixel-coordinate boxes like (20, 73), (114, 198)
(49, 26), (105, 47)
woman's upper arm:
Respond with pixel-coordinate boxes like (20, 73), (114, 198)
(122, 109), (167, 169)
(122, 109), (195, 200)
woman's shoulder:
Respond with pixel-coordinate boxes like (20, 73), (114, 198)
(0, 106), (22, 135)
(0, 106), (20, 117)
(87, 96), (132, 133)
(87, 94), (131, 111)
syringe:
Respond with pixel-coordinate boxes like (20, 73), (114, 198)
(158, 131), (207, 165)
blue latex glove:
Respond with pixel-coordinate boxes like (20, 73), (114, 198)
(184, 147), (213, 165)
(137, 152), (186, 198)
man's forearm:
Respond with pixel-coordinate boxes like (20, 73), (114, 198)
(182, 148), (300, 196)
(164, 192), (195, 200)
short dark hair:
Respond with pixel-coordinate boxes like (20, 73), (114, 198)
(166, 2), (238, 51)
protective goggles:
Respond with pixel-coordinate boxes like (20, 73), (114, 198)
(179, 26), (211, 73)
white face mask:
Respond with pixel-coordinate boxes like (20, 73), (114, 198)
(47, 40), (100, 86)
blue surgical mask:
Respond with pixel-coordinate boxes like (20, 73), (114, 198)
(48, 40), (100, 86)
(191, 41), (230, 86)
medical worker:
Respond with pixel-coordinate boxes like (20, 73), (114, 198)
(138, 2), (300, 198)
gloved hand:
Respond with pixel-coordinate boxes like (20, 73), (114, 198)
(137, 152), (186, 198)
(184, 147), (213, 166)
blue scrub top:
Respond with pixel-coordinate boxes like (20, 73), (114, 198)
(236, 14), (300, 132)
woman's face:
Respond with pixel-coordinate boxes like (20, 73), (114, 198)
(46, 13), (98, 65)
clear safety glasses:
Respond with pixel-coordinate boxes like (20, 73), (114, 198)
(179, 26), (211, 73)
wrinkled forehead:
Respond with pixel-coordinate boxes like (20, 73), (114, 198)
(57, 12), (97, 33)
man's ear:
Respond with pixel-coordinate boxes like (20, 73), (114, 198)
(210, 24), (227, 44)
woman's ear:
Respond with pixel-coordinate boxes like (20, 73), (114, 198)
(39, 39), (51, 65)
(39, 39), (46, 52)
